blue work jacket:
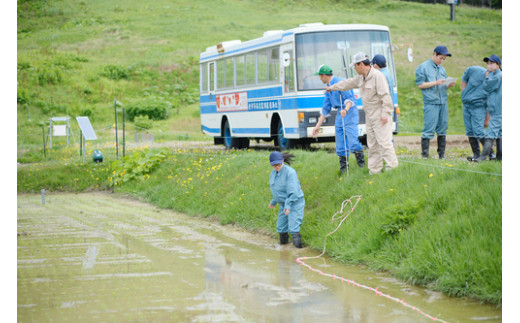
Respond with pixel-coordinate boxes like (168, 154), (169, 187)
(321, 76), (357, 126)
(483, 69), (502, 115)
(380, 67), (394, 103)
(415, 59), (448, 105)
(461, 66), (487, 105)
(269, 164), (304, 211)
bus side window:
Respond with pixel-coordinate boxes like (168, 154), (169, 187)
(200, 63), (208, 94)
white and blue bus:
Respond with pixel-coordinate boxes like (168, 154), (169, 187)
(199, 23), (399, 150)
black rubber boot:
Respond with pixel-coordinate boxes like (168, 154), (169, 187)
(467, 137), (481, 161)
(421, 138), (430, 159)
(354, 150), (365, 167)
(480, 138), (495, 160)
(292, 233), (302, 248)
(496, 138), (502, 162)
(339, 155), (348, 173)
(437, 135), (446, 159)
(279, 232), (289, 245)
(475, 138), (494, 162)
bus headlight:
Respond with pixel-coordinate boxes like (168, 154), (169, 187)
(308, 117), (317, 124)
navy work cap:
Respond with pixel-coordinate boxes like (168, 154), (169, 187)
(269, 151), (284, 166)
(434, 45), (452, 57)
(484, 54), (501, 66)
(371, 54), (386, 66)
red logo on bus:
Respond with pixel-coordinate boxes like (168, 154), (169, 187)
(216, 92), (248, 112)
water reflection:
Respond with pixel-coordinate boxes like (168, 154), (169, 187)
(17, 194), (501, 323)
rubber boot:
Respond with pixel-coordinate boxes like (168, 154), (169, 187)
(467, 137), (481, 161)
(421, 138), (430, 159)
(339, 155), (348, 173)
(437, 135), (446, 159)
(475, 138), (494, 162)
(480, 138), (495, 160)
(292, 232), (302, 248)
(496, 138), (502, 162)
(279, 232), (289, 245)
(354, 150), (365, 167)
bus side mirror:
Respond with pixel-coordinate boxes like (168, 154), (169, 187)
(283, 53), (291, 67)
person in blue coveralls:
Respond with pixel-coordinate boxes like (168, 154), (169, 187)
(311, 64), (365, 173)
(371, 55), (394, 103)
(475, 54), (502, 162)
(415, 45), (456, 159)
(268, 151), (305, 248)
(371, 54), (397, 133)
(460, 64), (488, 161)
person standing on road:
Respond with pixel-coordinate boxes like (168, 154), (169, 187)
(461, 64), (488, 161)
(415, 45), (456, 159)
(371, 55), (394, 103)
(325, 52), (398, 175)
(475, 54), (502, 162)
(371, 54), (398, 134)
(311, 64), (365, 173)
(268, 151), (305, 248)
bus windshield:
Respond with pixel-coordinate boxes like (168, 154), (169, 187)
(295, 30), (394, 91)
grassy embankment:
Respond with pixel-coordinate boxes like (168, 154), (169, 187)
(18, 146), (502, 304)
(17, 0), (502, 304)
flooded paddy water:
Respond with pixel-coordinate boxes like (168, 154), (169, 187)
(17, 193), (501, 322)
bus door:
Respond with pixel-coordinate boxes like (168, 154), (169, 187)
(281, 45), (295, 93)
(209, 62), (215, 100)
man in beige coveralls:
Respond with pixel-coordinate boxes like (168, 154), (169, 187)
(326, 52), (398, 174)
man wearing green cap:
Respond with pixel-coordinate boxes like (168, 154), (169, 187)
(311, 64), (365, 173)
(326, 53), (398, 175)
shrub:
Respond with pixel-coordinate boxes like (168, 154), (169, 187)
(134, 115), (153, 130)
(126, 98), (171, 121)
(37, 66), (62, 85)
(102, 64), (129, 80)
(110, 147), (170, 186)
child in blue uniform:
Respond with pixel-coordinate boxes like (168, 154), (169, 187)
(268, 151), (305, 248)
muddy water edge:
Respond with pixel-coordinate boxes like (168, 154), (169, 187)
(17, 193), (501, 322)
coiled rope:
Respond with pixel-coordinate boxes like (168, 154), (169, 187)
(295, 195), (450, 323)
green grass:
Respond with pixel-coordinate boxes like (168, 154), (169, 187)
(18, 146), (502, 304)
(17, 0), (501, 160)
(17, 0), (502, 305)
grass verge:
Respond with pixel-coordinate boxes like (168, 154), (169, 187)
(17, 147), (502, 304)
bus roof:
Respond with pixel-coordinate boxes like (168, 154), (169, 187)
(200, 23), (389, 61)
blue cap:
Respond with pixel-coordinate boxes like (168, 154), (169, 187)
(434, 45), (452, 57)
(269, 151), (284, 166)
(371, 54), (386, 66)
(484, 54), (501, 66)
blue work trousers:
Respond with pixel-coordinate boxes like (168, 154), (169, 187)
(485, 112), (502, 139)
(276, 198), (305, 234)
(335, 107), (363, 157)
(422, 103), (448, 140)
(462, 102), (486, 139)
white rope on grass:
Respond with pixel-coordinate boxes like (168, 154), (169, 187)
(296, 195), (450, 323)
